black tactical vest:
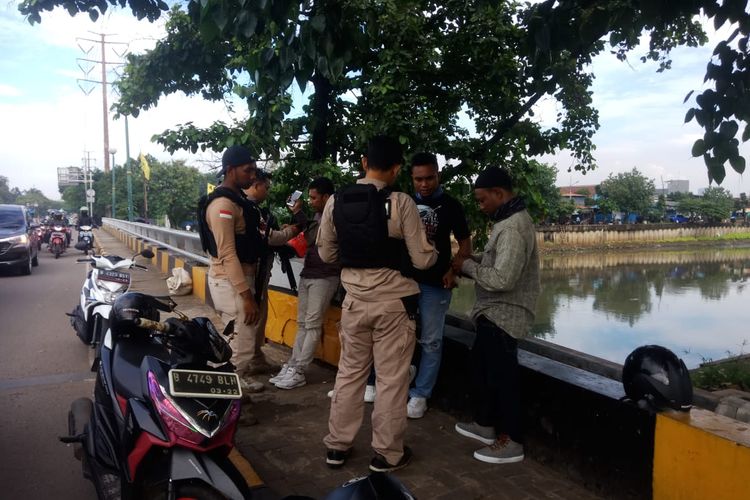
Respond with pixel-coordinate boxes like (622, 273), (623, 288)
(197, 187), (264, 264)
(332, 183), (412, 274)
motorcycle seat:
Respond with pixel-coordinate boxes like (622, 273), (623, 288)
(112, 339), (170, 400)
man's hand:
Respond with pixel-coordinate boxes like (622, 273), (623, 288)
(442, 268), (459, 289)
(281, 223), (301, 237)
(451, 255), (467, 275)
(241, 292), (260, 325)
(287, 198), (304, 214)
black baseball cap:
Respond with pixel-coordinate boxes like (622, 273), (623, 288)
(218, 145), (256, 177)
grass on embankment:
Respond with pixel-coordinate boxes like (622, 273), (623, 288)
(692, 359), (750, 392)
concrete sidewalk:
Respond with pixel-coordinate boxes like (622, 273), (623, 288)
(95, 229), (602, 500)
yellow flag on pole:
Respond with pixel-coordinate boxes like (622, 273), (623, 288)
(206, 182), (216, 195)
(139, 153), (151, 181)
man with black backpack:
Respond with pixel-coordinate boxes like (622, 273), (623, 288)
(197, 145), (301, 397)
(317, 136), (437, 473)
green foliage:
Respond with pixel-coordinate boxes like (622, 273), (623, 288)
(692, 344), (750, 392)
(0, 176), (61, 213)
(20, 0), (750, 188)
(679, 186), (735, 223)
(599, 168), (656, 215)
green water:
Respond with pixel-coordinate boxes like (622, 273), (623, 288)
(448, 247), (750, 368)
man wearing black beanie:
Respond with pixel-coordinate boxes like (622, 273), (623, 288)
(451, 166), (540, 464)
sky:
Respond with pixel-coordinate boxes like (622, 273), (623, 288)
(0, 5), (747, 200)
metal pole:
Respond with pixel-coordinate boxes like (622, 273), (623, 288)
(110, 150), (116, 217)
(101, 33), (110, 173)
(125, 115), (133, 221)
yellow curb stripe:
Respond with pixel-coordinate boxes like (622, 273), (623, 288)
(228, 448), (264, 488)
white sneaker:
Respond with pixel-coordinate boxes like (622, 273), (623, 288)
(327, 389), (334, 398)
(407, 396), (427, 419)
(269, 363), (289, 384)
(364, 384), (376, 403)
(275, 367), (306, 389)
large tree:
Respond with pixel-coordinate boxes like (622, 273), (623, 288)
(598, 168), (656, 215)
(18, 0), (750, 187)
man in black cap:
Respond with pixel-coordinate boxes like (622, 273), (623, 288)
(198, 145), (300, 397)
(451, 166), (540, 465)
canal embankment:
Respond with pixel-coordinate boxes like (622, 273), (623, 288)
(537, 223), (750, 252)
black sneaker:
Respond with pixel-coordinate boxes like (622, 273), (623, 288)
(369, 446), (412, 473)
(326, 448), (351, 469)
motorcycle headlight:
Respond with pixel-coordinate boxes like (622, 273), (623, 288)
(94, 280), (128, 303)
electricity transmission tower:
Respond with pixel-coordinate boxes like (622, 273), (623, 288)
(76, 32), (127, 173)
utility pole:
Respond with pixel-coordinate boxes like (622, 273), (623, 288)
(125, 115), (133, 221)
(82, 151), (96, 215)
(76, 32), (127, 174)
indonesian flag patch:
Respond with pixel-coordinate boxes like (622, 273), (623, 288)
(219, 209), (233, 220)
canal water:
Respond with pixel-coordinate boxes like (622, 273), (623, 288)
(449, 247), (750, 368)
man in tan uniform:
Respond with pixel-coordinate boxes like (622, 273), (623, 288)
(318, 136), (437, 472)
(198, 146), (299, 394)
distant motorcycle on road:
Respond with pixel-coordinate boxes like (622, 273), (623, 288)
(75, 225), (94, 254)
(49, 224), (66, 259)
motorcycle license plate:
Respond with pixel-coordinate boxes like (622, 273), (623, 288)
(168, 369), (242, 399)
(98, 270), (131, 285)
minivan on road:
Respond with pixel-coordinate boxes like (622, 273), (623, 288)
(0, 204), (39, 275)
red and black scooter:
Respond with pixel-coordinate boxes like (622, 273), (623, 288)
(62, 292), (251, 500)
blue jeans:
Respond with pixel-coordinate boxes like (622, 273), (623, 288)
(409, 283), (452, 399)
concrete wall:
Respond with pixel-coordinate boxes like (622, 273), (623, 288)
(537, 224), (750, 248)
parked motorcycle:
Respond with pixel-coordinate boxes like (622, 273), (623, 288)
(75, 225), (95, 254)
(67, 249), (154, 364)
(61, 292), (250, 500)
(49, 224), (67, 258)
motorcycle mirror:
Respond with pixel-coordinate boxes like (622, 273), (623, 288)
(140, 249), (155, 259)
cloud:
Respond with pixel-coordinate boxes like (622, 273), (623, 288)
(0, 84), (22, 97)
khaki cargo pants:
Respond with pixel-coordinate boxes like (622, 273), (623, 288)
(208, 267), (270, 376)
(323, 295), (416, 465)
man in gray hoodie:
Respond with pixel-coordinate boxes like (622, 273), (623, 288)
(451, 166), (540, 464)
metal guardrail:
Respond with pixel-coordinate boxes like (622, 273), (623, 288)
(102, 218), (209, 265)
(101, 218), (304, 288)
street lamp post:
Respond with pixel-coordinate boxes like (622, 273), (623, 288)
(109, 147), (117, 218)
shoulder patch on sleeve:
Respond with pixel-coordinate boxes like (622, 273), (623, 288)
(219, 209), (233, 219)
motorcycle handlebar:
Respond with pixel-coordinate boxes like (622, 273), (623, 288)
(134, 317), (172, 333)
(76, 258), (92, 263)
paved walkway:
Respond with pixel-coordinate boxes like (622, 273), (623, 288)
(95, 229), (602, 500)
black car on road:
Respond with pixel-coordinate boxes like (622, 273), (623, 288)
(0, 204), (39, 275)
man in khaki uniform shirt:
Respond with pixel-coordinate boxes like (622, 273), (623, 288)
(203, 146), (299, 393)
(318, 136), (437, 472)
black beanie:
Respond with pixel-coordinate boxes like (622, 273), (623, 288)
(218, 145), (256, 177)
(474, 167), (513, 190)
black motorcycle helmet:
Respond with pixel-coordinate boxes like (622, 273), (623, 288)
(323, 473), (415, 500)
(111, 292), (161, 335)
(622, 345), (693, 412)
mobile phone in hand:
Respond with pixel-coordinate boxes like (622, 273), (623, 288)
(286, 190), (303, 208)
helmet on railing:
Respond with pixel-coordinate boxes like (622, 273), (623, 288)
(622, 345), (693, 412)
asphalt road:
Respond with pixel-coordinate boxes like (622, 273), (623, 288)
(0, 244), (96, 499)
